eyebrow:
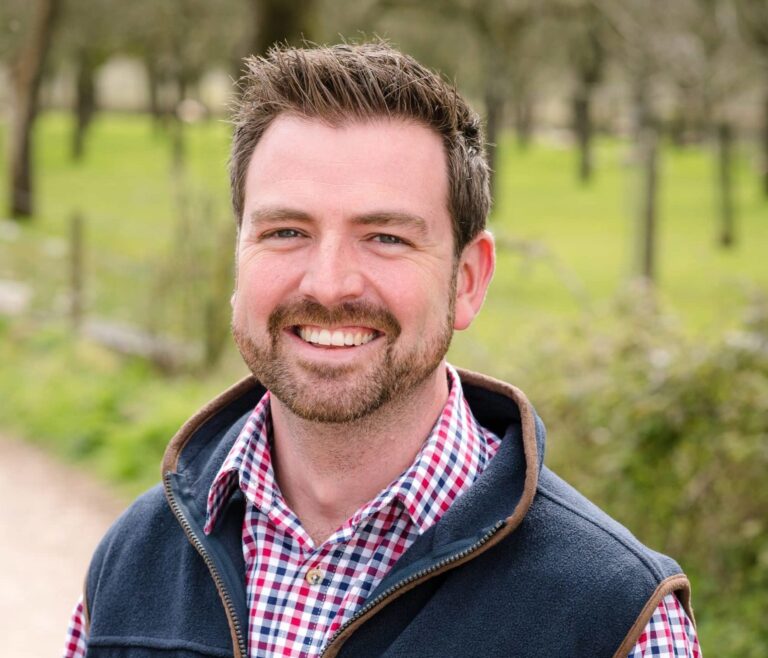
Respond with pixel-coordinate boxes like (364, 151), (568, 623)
(353, 211), (429, 238)
(248, 207), (313, 226)
(249, 207), (429, 237)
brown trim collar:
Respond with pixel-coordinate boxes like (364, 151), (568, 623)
(159, 369), (543, 532)
(611, 575), (695, 658)
(456, 368), (540, 529)
(160, 375), (259, 477)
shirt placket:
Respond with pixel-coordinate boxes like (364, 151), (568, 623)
(296, 542), (348, 658)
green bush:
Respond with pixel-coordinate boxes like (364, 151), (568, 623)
(508, 289), (768, 655)
(0, 319), (239, 495)
(1, 289), (765, 654)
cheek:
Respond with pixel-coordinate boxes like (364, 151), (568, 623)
(235, 253), (315, 335)
(380, 268), (451, 331)
(237, 253), (298, 300)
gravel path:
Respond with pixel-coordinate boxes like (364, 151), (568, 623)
(0, 434), (127, 658)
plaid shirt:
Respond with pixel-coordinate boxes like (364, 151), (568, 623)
(64, 365), (700, 657)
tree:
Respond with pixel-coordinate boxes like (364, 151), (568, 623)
(250, 0), (318, 55)
(363, 0), (544, 197)
(734, 0), (768, 197)
(669, 0), (752, 248)
(593, 0), (671, 283)
(564, 3), (608, 183)
(4, 0), (60, 218)
(51, 0), (119, 161)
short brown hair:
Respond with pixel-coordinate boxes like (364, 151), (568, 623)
(230, 42), (491, 256)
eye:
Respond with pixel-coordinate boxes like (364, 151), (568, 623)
(265, 228), (304, 239)
(371, 234), (406, 245)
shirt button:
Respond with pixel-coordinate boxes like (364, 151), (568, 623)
(305, 568), (323, 585)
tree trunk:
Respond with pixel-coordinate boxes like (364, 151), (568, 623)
(572, 9), (603, 183)
(573, 82), (593, 183)
(72, 49), (98, 161)
(484, 87), (503, 202)
(251, 0), (316, 55)
(716, 122), (735, 248)
(69, 212), (84, 330)
(484, 43), (505, 202)
(632, 77), (659, 284)
(8, 0), (60, 218)
(171, 75), (188, 175)
(8, 95), (35, 219)
(144, 56), (164, 124)
(513, 95), (534, 149)
(762, 88), (768, 197)
(639, 125), (659, 282)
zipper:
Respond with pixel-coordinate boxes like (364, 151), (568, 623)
(163, 472), (247, 658)
(319, 519), (507, 658)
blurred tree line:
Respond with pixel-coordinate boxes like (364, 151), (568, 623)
(2, 0), (768, 265)
(0, 2), (766, 651)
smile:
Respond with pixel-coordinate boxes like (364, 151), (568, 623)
(295, 325), (379, 347)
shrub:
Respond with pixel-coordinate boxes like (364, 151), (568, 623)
(509, 289), (768, 655)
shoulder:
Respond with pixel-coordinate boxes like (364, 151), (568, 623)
(83, 482), (234, 645)
(531, 467), (684, 586)
(456, 467), (691, 654)
(87, 484), (178, 588)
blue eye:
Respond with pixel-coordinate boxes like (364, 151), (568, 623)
(374, 234), (404, 245)
(271, 229), (303, 238)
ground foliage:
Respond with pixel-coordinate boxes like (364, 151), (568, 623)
(0, 292), (766, 653)
(508, 289), (768, 655)
(1, 114), (767, 653)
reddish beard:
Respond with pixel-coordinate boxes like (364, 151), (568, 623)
(232, 298), (454, 424)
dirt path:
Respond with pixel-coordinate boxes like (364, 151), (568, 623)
(0, 434), (127, 658)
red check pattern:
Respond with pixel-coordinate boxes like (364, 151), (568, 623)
(628, 593), (701, 657)
(63, 364), (701, 657)
(63, 601), (87, 657)
(203, 364), (501, 656)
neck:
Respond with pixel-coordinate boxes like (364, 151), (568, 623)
(269, 363), (450, 546)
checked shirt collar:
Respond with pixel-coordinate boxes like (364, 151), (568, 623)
(204, 364), (500, 543)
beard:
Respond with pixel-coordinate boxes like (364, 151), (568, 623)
(232, 292), (455, 424)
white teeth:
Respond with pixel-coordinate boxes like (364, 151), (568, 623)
(297, 326), (376, 347)
(330, 330), (345, 346)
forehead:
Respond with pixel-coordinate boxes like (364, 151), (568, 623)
(243, 115), (450, 226)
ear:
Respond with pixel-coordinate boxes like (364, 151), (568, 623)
(454, 230), (495, 331)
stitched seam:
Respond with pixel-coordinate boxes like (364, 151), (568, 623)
(536, 484), (666, 581)
(611, 575), (692, 658)
(88, 634), (233, 657)
(82, 572), (91, 633)
(161, 376), (258, 475)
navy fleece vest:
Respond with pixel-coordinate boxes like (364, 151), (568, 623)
(84, 371), (691, 657)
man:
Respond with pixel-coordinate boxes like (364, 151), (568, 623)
(65, 43), (700, 657)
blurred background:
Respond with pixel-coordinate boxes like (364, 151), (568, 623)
(0, 0), (766, 655)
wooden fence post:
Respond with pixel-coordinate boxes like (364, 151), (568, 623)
(70, 212), (83, 330)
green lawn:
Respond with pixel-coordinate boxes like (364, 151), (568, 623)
(0, 113), (766, 654)
(486, 133), (767, 335)
(1, 112), (765, 378)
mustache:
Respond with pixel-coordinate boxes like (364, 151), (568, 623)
(268, 299), (401, 339)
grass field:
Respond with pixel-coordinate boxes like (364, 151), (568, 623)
(1, 112), (766, 380)
(0, 113), (766, 654)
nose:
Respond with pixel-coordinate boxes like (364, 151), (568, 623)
(297, 236), (365, 306)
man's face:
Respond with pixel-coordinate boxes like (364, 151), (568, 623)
(232, 115), (459, 423)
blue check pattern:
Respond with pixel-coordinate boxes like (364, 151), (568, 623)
(64, 364), (701, 657)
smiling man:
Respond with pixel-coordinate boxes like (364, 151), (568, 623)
(65, 44), (700, 657)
